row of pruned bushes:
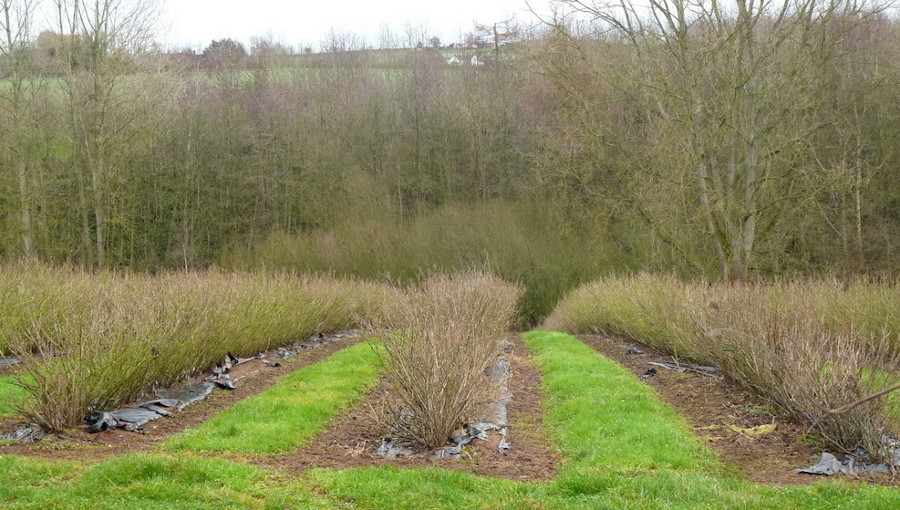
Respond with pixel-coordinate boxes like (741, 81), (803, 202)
(1, 262), (395, 431)
(544, 275), (900, 462)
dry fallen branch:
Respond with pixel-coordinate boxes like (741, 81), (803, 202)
(808, 381), (900, 434)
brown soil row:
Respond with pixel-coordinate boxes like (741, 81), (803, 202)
(577, 333), (899, 486)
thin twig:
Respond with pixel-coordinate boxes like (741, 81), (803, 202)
(807, 381), (900, 434)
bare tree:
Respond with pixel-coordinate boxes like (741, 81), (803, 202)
(550, 0), (892, 280)
(403, 20), (430, 49)
(0, 0), (39, 258)
(52, 0), (160, 267)
(475, 16), (522, 61)
(378, 22), (400, 49)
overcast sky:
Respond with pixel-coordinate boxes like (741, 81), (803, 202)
(159, 0), (539, 51)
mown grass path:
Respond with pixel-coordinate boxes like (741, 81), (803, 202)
(2, 332), (900, 508)
(165, 341), (381, 454)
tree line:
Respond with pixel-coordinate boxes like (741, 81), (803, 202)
(2, 0), (900, 290)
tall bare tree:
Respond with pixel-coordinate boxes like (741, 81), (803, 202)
(52, 0), (159, 267)
(0, 0), (39, 258)
(551, 0), (891, 280)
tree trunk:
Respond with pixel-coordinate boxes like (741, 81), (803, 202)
(16, 158), (33, 258)
(697, 158), (729, 279)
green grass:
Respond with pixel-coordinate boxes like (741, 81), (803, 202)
(0, 454), (328, 509)
(522, 331), (718, 475)
(165, 341), (381, 453)
(543, 275), (900, 459)
(4, 331), (900, 508)
(0, 375), (31, 417)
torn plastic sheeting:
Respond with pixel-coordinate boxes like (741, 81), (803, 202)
(467, 422), (500, 441)
(298, 331), (356, 350)
(214, 352), (259, 376)
(143, 397), (181, 408)
(211, 379), (236, 390)
(85, 411), (122, 433)
(647, 361), (723, 379)
(154, 382), (216, 411)
(470, 422), (511, 454)
(1, 423), (48, 443)
(430, 349), (515, 459)
(797, 452), (894, 476)
(273, 331), (356, 359)
(484, 355), (512, 426)
(139, 403), (174, 417)
(497, 427), (510, 453)
(0, 357), (22, 368)
(85, 381), (223, 434)
(624, 344), (644, 355)
(432, 445), (463, 459)
(431, 422), (508, 459)
(86, 407), (167, 433)
(83, 349), (280, 434)
(374, 437), (415, 459)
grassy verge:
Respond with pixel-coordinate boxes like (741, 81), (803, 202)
(165, 341), (381, 453)
(522, 331), (718, 474)
(544, 276), (900, 460)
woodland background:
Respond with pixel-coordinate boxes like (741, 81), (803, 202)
(2, 0), (900, 321)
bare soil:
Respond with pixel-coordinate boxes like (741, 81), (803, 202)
(3, 331), (898, 486)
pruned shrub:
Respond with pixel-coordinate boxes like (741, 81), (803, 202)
(705, 320), (900, 460)
(377, 271), (522, 449)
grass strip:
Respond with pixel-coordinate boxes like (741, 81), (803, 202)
(0, 454), (328, 509)
(542, 276), (900, 461)
(522, 330), (718, 475)
(165, 341), (381, 454)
